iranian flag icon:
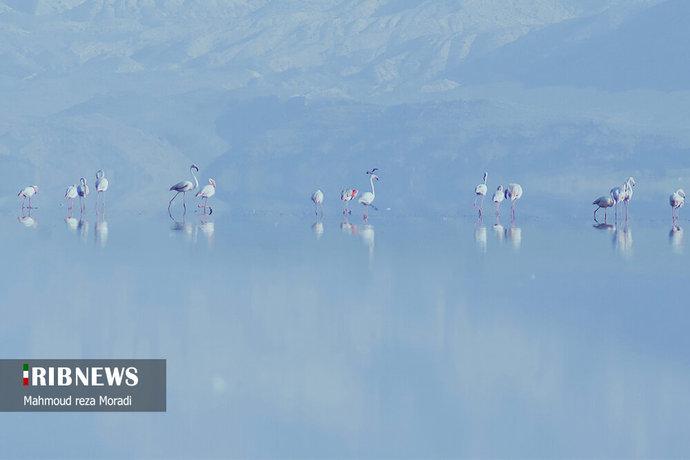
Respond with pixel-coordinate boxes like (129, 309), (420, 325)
(22, 363), (29, 386)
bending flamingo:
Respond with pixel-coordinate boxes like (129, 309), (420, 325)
(504, 183), (523, 220)
(492, 185), (504, 218)
(340, 188), (358, 215)
(670, 189), (686, 222)
(169, 164), (199, 213)
(311, 189), (324, 217)
(196, 178), (216, 214)
(593, 196), (615, 222)
(65, 184), (77, 212)
(18, 185), (39, 209)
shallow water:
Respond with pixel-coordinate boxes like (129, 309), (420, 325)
(1, 205), (689, 459)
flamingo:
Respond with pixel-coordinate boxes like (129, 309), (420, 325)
(492, 185), (504, 218)
(618, 177), (636, 220)
(311, 189), (324, 217)
(77, 177), (89, 213)
(593, 196), (615, 222)
(340, 188), (358, 215)
(18, 185), (38, 209)
(358, 168), (379, 220)
(65, 184), (77, 212)
(670, 189), (686, 222)
(504, 183), (523, 220)
(196, 178), (216, 214)
(169, 164), (199, 213)
(95, 170), (109, 210)
(474, 172), (488, 217)
(610, 183), (626, 221)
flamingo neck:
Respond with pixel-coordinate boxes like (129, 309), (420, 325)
(369, 176), (375, 197)
(191, 168), (198, 189)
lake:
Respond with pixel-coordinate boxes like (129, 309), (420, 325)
(0, 204), (688, 458)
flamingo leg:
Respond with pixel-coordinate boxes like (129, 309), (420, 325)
(168, 192), (180, 210)
(182, 192), (187, 213)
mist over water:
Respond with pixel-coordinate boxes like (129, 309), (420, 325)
(1, 203), (688, 458)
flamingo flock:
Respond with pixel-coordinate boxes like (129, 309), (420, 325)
(12, 165), (690, 235)
(312, 168), (380, 222)
(593, 177), (637, 223)
(471, 173), (523, 223)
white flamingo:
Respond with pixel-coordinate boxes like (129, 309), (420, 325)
(18, 185), (38, 209)
(505, 183), (523, 220)
(65, 184), (77, 211)
(196, 178), (216, 214)
(359, 168), (379, 220)
(492, 185), (504, 218)
(311, 189), (324, 217)
(340, 188), (358, 215)
(613, 177), (636, 220)
(593, 196), (615, 222)
(77, 177), (89, 213)
(670, 189), (686, 222)
(169, 164), (199, 213)
(95, 170), (109, 209)
(474, 172), (488, 217)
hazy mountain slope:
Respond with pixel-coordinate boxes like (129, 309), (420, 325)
(457, 0), (689, 91)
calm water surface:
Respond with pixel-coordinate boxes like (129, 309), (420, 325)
(0, 206), (689, 459)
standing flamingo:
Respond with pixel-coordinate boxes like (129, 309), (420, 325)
(359, 168), (379, 221)
(311, 189), (324, 217)
(18, 185), (39, 209)
(196, 178), (216, 214)
(474, 172), (488, 217)
(95, 170), (109, 210)
(65, 184), (77, 212)
(340, 188), (358, 215)
(593, 196), (615, 222)
(492, 185), (504, 218)
(670, 189), (686, 222)
(610, 183), (625, 221)
(77, 177), (90, 213)
(505, 183), (523, 220)
(169, 164), (199, 213)
(622, 176), (636, 219)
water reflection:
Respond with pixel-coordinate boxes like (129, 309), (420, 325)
(170, 217), (194, 241)
(614, 223), (633, 257)
(593, 223), (615, 232)
(198, 217), (215, 246)
(670, 225), (683, 254)
(18, 212), (38, 228)
(493, 223), (505, 243)
(474, 225), (487, 253)
(78, 218), (89, 242)
(506, 225), (522, 250)
(3, 215), (690, 459)
(359, 224), (375, 262)
(340, 218), (357, 236)
(64, 216), (78, 232)
(95, 218), (109, 248)
(311, 221), (324, 239)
